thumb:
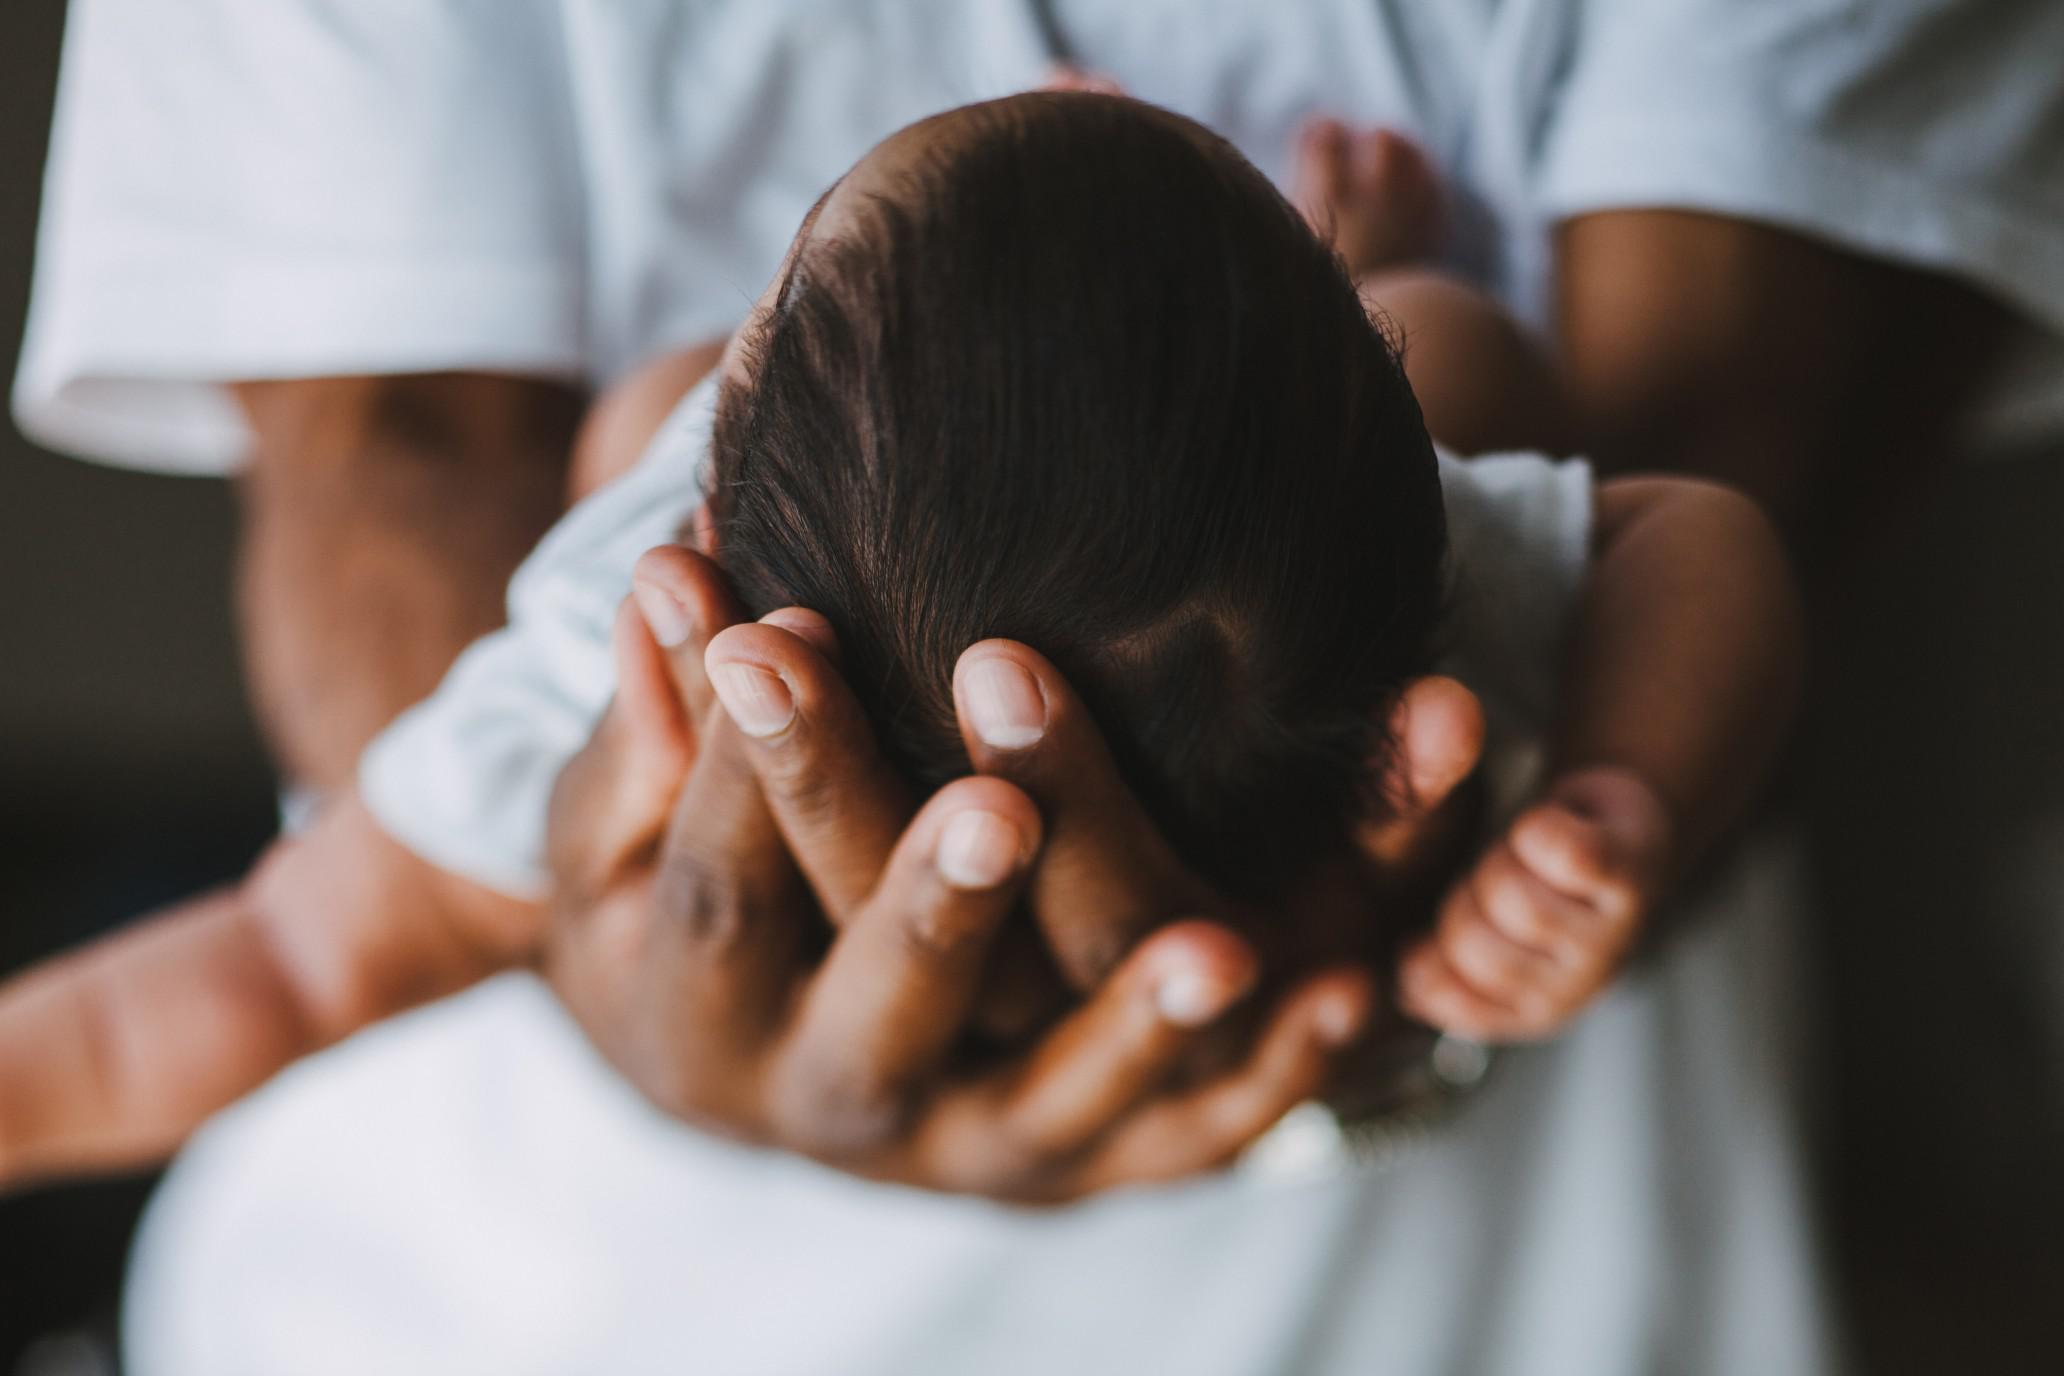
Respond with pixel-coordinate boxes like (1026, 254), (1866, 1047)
(629, 543), (748, 727)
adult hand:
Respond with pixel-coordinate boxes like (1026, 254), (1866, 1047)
(543, 545), (1477, 1200)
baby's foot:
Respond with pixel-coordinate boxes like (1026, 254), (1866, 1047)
(1293, 120), (1444, 277)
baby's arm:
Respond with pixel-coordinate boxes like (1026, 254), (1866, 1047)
(1401, 476), (1804, 1040)
(0, 798), (537, 1188)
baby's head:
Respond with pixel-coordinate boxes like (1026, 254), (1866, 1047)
(709, 94), (1445, 898)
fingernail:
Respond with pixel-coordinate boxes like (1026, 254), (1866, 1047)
(1155, 967), (1233, 1026)
(1315, 986), (1371, 1046)
(963, 657), (1046, 750)
(709, 662), (794, 737)
(632, 579), (694, 648)
(935, 810), (1022, 890)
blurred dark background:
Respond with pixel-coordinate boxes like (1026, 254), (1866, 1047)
(2, 2), (2060, 1373)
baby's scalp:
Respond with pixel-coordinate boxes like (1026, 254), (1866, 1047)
(708, 93), (1448, 908)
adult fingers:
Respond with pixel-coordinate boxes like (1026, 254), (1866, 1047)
(704, 619), (916, 922)
(953, 640), (1206, 988)
(1060, 968), (1374, 1197)
(630, 544), (748, 726)
(985, 922), (1258, 1166)
(765, 777), (1040, 1158)
(903, 920), (1263, 1195)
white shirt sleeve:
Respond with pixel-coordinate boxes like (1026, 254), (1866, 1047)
(357, 378), (718, 899)
(1532, 0), (2064, 337)
(12, 0), (589, 474)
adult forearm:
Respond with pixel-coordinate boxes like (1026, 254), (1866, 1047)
(0, 799), (541, 1190)
(0, 885), (304, 1186)
(235, 374), (583, 791)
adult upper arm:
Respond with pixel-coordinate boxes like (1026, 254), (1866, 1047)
(1553, 209), (2017, 536)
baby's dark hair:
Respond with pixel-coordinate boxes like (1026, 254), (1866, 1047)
(709, 94), (1445, 897)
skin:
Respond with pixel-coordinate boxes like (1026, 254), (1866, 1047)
(233, 374), (583, 789)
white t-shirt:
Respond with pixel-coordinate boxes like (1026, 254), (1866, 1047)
(15, 0), (2064, 472)
(125, 385), (1836, 1373)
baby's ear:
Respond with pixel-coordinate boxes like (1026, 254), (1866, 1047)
(1357, 675), (1484, 865)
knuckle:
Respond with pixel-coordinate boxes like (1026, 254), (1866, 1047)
(653, 849), (763, 946)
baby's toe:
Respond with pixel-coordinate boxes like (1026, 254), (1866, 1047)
(1292, 117), (1352, 235)
(1339, 129), (1444, 268)
(1043, 66), (1124, 96)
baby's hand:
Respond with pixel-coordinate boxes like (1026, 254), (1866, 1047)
(1398, 767), (1672, 1042)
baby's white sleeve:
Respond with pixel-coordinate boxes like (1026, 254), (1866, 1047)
(357, 381), (718, 898)
(1435, 450), (1594, 738)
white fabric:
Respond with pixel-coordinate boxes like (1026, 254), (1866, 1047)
(139, 432), (1836, 1373)
(16, 0), (2064, 473)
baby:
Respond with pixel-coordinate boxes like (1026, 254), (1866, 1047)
(0, 93), (1798, 1185)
